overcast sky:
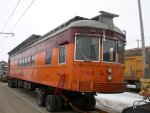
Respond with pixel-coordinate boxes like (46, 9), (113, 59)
(0, 0), (150, 61)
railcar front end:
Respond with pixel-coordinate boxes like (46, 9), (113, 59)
(71, 31), (125, 93)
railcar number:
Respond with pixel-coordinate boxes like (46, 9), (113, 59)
(81, 71), (95, 76)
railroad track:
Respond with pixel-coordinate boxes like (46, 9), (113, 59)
(69, 103), (108, 113)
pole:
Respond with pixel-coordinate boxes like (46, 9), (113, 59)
(138, 0), (146, 78)
(136, 39), (141, 48)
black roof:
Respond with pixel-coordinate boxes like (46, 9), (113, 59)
(8, 34), (40, 55)
(43, 16), (88, 38)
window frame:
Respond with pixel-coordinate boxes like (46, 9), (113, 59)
(58, 45), (67, 64)
(102, 37), (117, 63)
(24, 57), (28, 66)
(27, 56), (31, 66)
(31, 55), (35, 66)
(22, 58), (25, 67)
(74, 34), (100, 62)
(18, 59), (21, 67)
(117, 40), (125, 64)
(45, 49), (52, 65)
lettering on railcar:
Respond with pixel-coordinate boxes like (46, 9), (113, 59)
(81, 71), (95, 77)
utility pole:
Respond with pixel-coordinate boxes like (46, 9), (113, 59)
(138, 0), (146, 78)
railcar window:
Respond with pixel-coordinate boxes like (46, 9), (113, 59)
(59, 45), (66, 64)
(45, 50), (52, 65)
(75, 35), (99, 61)
(22, 59), (25, 67)
(118, 42), (125, 64)
(20, 59), (22, 67)
(19, 60), (21, 67)
(103, 39), (116, 62)
(27, 57), (31, 66)
(31, 55), (35, 65)
(25, 58), (28, 66)
(18, 60), (20, 67)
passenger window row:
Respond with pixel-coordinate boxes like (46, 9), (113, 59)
(17, 45), (67, 67)
(17, 55), (35, 67)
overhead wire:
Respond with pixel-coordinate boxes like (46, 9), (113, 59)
(10, 0), (36, 31)
(2, 0), (21, 32)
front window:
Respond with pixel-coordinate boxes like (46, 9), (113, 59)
(75, 35), (99, 61)
(118, 41), (125, 64)
(103, 39), (116, 62)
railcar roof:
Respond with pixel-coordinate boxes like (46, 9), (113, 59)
(9, 11), (125, 56)
(8, 34), (40, 55)
(8, 16), (88, 56)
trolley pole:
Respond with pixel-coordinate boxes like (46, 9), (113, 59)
(0, 32), (15, 37)
(138, 0), (146, 78)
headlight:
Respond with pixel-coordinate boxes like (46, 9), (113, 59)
(107, 75), (112, 82)
(107, 67), (112, 73)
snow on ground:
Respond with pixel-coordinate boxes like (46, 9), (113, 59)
(95, 92), (145, 113)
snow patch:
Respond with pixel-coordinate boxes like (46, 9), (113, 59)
(95, 92), (145, 113)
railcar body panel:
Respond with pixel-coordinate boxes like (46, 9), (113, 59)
(72, 62), (125, 92)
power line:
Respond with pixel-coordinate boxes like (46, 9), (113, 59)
(10, 0), (36, 31)
(2, 0), (21, 32)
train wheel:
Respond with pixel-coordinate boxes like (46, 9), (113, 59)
(45, 95), (56, 112)
(10, 81), (14, 88)
(14, 79), (18, 88)
(8, 80), (11, 87)
(84, 93), (96, 110)
(55, 95), (64, 112)
(126, 107), (150, 113)
(17, 80), (21, 88)
(37, 92), (46, 107)
(69, 93), (96, 111)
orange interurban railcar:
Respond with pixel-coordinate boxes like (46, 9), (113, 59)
(7, 11), (126, 112)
